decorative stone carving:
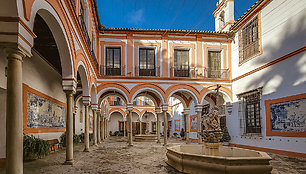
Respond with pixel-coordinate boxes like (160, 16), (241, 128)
(201, 106), (223, 143)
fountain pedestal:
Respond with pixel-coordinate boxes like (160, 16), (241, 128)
(204, 142), (222, 156)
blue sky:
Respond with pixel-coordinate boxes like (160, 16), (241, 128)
(97, 0), (258, 31)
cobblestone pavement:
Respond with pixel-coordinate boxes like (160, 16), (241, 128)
(0, 136), (305, 174)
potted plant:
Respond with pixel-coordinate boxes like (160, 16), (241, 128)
(221, 126), (231, 146)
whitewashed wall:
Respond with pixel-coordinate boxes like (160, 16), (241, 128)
(229, 0), (306, 154)
(109, 112), (124, 134)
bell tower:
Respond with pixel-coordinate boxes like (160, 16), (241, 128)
(213, 0), (235, 32)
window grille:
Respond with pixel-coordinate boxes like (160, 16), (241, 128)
(237, 88), (262, 135)
(239, 15), (260, 62)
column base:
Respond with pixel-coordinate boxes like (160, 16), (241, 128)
(83, 148), (90, 152)
(63, 160), (74, 165)
(163, 143), (168, 147)
(157, 140), (161, 144)
(128, 144), (133, 147)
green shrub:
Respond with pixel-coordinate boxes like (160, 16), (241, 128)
(60, 133), (81, 146)
(23, 135), (50, 161)
(221, 126), (231, 142)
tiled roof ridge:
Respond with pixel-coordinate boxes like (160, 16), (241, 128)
(101, 27), (231, 35)
(230, 0), (265, 30)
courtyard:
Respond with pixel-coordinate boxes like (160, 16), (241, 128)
(0, 137), (304, 174)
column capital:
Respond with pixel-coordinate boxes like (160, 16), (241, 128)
(126, 103), (133, 111)
(64, 89), (76, 95)
(162, 104), (168, 111)
(155, 107), (162, 114)
(91, 104), (98, 110)
(63, 78), (77, 92)
(82, 96), (91, 105)
(4, 44), (31, 60)
(183, 108), (190, 115)
(195, 105), (203, 112)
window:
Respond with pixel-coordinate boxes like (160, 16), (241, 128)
(174, 49), (189, 77)
(113, 97), (121, 105)
(207, 51), (221, 78)
(238, 88), (262, 134)
(139, 48), (155, 76)
(106, 47), (121, 76)
(239, 15), (260, 62)
(152, 121), (156, 133)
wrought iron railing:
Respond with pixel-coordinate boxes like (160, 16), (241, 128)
(91, 50), (99, 73)
(204, 68), (229, 79)
(80, 16), (91, 49)
(101, 66), (124, 76)
(135, 66), (157, 76)
(171, 66), (190, 77)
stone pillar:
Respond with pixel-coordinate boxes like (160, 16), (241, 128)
(196, 105), (203, 144)
(183, 109), (190, 144)
(84, 104), (90, 152)
(101, 117), (105, 141)
(156, 113), (161, 143)
(123, 120), (126, 137)
(5, 48), (26, 174)
(92, 110), (97, 146)
(97, 111), (101, 144)
(139, 119), (142, 134)
(127, 106), (133, 146)
(64, 90), (75, 165)
(185, 113), (190, 143)
(163, 111), (168, 146)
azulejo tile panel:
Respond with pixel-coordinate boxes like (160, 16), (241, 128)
(270, 98), (306, 133)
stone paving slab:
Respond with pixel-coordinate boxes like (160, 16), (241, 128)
(0, 137), (305, 174)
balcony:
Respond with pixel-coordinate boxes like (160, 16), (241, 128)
(80, 16), (91, 49)
(204, 68), (229, 79)
(172, 66), (190, 77)
(92, 51), (99, 72)
(136, 66), (156, 76)
(101, 66), (124, 76)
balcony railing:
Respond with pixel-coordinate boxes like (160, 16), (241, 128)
(101, 66), (124, 76)
(135, 66), (157, 76)
(171, 66), (190, 77)
(92, 50), (99, 72)
(80, 16), (91, 49)
(204, 68), (229, 79)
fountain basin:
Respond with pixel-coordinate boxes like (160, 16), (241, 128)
(166, 144), (272, 174)
(135, 134), (157, 142)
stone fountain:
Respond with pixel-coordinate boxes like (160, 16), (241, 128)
(166, 87), (272, 174)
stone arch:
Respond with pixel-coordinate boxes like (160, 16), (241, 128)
(166, 86), (200, 106)
(97, 86), (129, 108)
(29, 2), (74, 80)
(109, 109), (125, 120)
(77, 61), (90, 98)
(140, 110), (157, 121)
(200, 88), (232, 106)
(90, 83), (97, 106)
(130, 84), (166, 104)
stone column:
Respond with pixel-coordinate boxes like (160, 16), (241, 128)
(123, 120), (126, 137)
(5, 48), (26, 174)
(64, 90), (75, 165)
(92, 110), (97, 146)
(156, 113), (161, 143)
(196, 105), (203, 144)
(127, 106), (133, 146)
(139, 119), (142, 134)
(163, 111), (168, 146)
(183, 109), (190, 144)
(101, 117), (105, 141)
(84, 104), (90, 152)
(96, 112), (100, 143)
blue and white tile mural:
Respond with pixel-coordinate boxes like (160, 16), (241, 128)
(27, 92), (65, 129)
(270, 98), (306, 132)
